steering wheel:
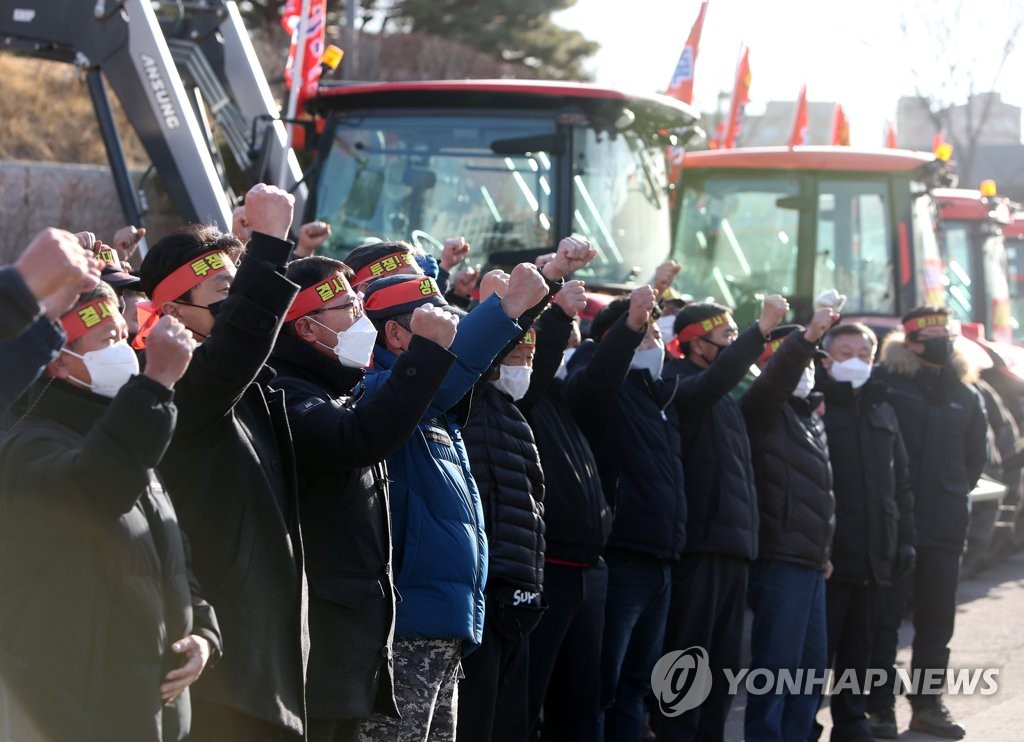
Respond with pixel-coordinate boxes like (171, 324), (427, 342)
(411, 229), (444, 255)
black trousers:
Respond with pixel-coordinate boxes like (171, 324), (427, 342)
(457, 591), (545, 742)
(189, 700), (302, 742)
(867, 547), (960, 712)
(823, 581), (876, 739)
(307, 716), (361, 742)
(527, 560), (608, 741)
(651, 552), (748, 742)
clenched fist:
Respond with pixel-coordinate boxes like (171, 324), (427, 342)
(409, 304), (459, 349)
(244, 183), (295, 240)
(502, 263), (549, 319)
(804, 307), (840, 344)
(554, 279), (587, 318)
(16, 228), (101, 303)
(626, 285), (658, 332)
(758, 293), (790, 336)
(143, 315), (196, 389)
(295, 221), (332, 257)
(441, 237), (471, 271)
(654, 260), (682, 293)
(542, 236), (598, 281)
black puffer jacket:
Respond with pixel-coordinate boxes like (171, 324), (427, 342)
(521, 305), (610, 565)
(565, 317), (687, 560)
(741, 331), (835, 569)
(875, 337), (987, 552)
(819, 376), (915, 585)
(0, 377), (221, 742)
(662, 323), (765, 560)
(463, 381), (546, 592)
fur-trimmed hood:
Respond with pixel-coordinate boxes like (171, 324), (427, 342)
(879, 331), (978, 383)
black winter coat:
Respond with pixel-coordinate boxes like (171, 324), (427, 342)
(819, 377), (915, 585)
(270, 332), (455, 721)
(522, 306), (610, 565)
(0, 266), (41, 341)
(463, 381), (546, 592)
(0, 377), (221, 742)
(155, 233), (307, 733)
(662, 323), (765, 560)
(741, 331), (835, 569)
(875, 340), (988, 553)
(565, 317), (687, 560)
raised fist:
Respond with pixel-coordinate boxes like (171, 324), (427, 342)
(804, 307), (840, 344)
(451, 266), (479, 299)
(654, 260), (682, 292)
(112, 225), (146, 262)
(502, 263), (548, 319)
(626, 285), (658, 332)
(244, 183), (295, 240)
(478, 269), (510, 305)
(542, 236), (598, 281)
(295, 221), (332, 257)
(554, 279), (587, 318)
(16, 227), (100, 302)
(758, 293), (790, 335)
(143, 315), (196, 389)
(409, 304), (459, 349)
(441, 237), (471, 271)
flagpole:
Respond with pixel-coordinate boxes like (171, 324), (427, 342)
(280, 0), (312, 188)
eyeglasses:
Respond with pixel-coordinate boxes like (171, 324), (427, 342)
(308, 297), (363, 319)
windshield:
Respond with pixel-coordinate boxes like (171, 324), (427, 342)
(673, 174), (904, 323)
(312, 113), (672, 284)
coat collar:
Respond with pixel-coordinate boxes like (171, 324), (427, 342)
(271, 332), (364, 397)
(26, 378), (110, 437)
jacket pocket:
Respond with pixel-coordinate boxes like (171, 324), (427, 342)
(310, 576), (387, 609)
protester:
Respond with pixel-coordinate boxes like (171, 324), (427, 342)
(524, 281), (611, 742)
(564, 285), (686, 742)
(0, 283), (220, 741)
(137, 184), (308, 741)
(436, 236), (472, 295)
(654, 294), (789, 742)
(232, 204), (332, 259)
(270, 256), (460, 741)
(356, 265), (548, 741)
(741, 308), (838, 742)
(867, 306), (987, 740)
(344, 241), (423, 293)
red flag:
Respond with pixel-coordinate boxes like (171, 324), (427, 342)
(884, 120), (898, 148)
(830, 103), (850, 146)
(282, 0), (327, 110)
(788, 84), (809, 147)
(722, 47), (751, 149)
(666, 1), (709, 104)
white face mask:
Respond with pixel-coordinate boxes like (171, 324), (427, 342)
(829, 357), (872, 388)
(656, 315), (677, 342)
(631, 346), (665, 380)
(311, 314), (378, 369)
(62, 340), (140, 398)
(792, 364), (816, 399)
(492, 364), (532, 401)
(554, 347), (576, 380)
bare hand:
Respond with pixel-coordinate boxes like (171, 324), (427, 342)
(758, 293), (790, 336)
(653, 260), (682, 292)
(112, 225), (146, 262)
(41, 276), (97, 321)
(244, 183), (295, 240)
(231, 205), (250, 243)
(824, 560), (834, 580)
(75, 231), (97, 252)
(440, 237), (471, 271)
(16, 228), (101, 302)
(451, 266), (479, 299)
(804, 307), (839, 344)
(553, 279), (587, 318)
(542, 236), (598, 281)
(409, 304), (459, 349)
(502, 263), (549, 319)
(626, 285), (658, 332)
(295, 221), (331, 257)
(143, 316), (196, 389)
(160, 635), (211, 703)
(478, 269), (510, 305)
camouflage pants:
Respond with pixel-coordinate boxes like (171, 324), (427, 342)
(358, 637), (463, 742)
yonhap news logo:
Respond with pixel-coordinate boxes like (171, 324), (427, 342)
(651, 646), (713, 716)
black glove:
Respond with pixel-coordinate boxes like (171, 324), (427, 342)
(897, 543), (917, 577)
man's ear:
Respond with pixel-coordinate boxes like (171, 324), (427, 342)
(161, 301), (182, 320)
(294, 317), (318, 344)
(383, 319), (407, 353)
(46, 352), (71, 380)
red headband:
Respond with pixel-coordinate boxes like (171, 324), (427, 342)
(352, 251), (416, 285)
(152, 251), (231, 308)
(285, 274), (354, 322)
(758, 336), (787, 365)
(676, 312), (730, 344)
(364, 277), (442, 312)
(518, 328), (537, 347)
(903, 313), (949, 335)
(61, 297), (118, 343)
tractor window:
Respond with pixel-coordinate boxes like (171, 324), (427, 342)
(941, 222), (974, 325)
(673, 176), (800, 321)
(815, 180), (893, 315)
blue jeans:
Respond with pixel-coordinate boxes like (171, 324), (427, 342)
(599, 551), (672, 742)
(745, 559), (827, 742)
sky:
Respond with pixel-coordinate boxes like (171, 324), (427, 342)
(552, 0), (1024, 147)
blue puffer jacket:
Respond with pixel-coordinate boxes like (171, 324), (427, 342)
(362, 294), (521, 649)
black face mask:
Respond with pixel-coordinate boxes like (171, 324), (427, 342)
(696, 338), (728, 365)
(916, 336), (953, 366)
(175, 298), (225, 317)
